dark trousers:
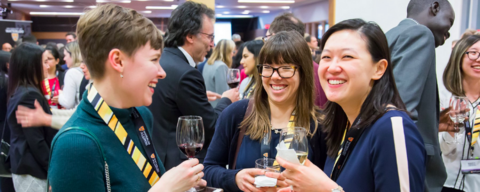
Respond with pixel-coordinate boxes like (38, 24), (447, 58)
(442, 187), (464, 192)
(1, 178), (15, 192)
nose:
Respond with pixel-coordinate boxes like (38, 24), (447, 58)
(326, 59), (342, 74)
(270, 69), (282, 80)
(157, 63), (166, 79)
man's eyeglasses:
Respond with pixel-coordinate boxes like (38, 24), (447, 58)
(257, 64), (299, 78)
(466, 51), (480, 60)
(200, 32), (215, 42)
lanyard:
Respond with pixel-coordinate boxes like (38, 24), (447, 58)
(243, 83), (256, 100)
(87, 84), (162, 186)
(330, 117), (364, 181)
(263, 112), (295, 158)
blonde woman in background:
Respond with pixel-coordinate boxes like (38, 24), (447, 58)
(202, 39), (236, 107)
(58, 41), (84, 109)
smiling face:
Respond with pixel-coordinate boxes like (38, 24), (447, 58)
(191, 15), (215, 63)
(462, 41), (480, 80)
(262, 63), (300, 105)
(66, 35), (75, 43)
(319, 30), (385, 106)
(428, 3), (455, 47)
(241, 47), (256, 75)
(121, 42), (166, 106)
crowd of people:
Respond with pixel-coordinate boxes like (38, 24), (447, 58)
(0, 0), (479, 191)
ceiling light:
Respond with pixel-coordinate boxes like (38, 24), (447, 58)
(164, 0), (174, 1)
(89, 6), (97, 8)
(30, 12), (84, 15)
(216, 14), (223, 16)
(238, 0), (294, 3)
(141, 11), (152, 14)
(260, 6), (269, 9)
(64, 5), (74, 8)
(35, 0), (47, 1)
(39, 5), (49, 8)
(262, 10), (270, 13)
(10, 0), (73, 1)
(281, 6), (290, 9)
(223, 11), (229, 14)
(242, 10), (250, 14)
(216, 5), (225, 8)
(146, 5), (177, 9)
(237, 6), (247, 8)
(96, 0), (130, 3)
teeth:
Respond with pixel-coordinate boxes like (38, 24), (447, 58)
(148, 83), (156, 88)
(272, 85), (286, 90)
(473, 66), (480, 69)
(329, 80), (346, 85)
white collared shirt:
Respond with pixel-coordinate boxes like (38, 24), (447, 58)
(178, 46), (197, 68)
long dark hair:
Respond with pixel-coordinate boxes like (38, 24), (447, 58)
(44, 45), (64, 72)
(240, 31), (319, 140)
(243, 40), (264, 89)
(7, 43), (45, 99)
(232, 43), (246, 69)
(320, 19), (406, 157)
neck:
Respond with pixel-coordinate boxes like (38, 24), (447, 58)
(92, 76), (132, 109)
(180, 45), (197, 63)
(463, 76), (480, 102)
(47, 67), (56, 79)
(269, 97), (296, 120)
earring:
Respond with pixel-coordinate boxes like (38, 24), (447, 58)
(120, 74), (124, 78)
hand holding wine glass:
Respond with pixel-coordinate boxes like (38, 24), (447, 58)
(278, 127), (309, 165)
(449, 96), (469, 142)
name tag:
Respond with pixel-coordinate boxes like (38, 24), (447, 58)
(461, 160), (480, 174)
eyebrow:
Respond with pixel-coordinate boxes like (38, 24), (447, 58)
(322, 48), (358, 53)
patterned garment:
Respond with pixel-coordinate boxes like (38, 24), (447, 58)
(12, 174), (47, 192)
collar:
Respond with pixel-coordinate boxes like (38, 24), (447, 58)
(178, 46), (197, 68)
(405, 18), (419, 25)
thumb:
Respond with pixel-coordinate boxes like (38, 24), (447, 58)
(303, 159), (315, 167)
(34, 100), (42, 109)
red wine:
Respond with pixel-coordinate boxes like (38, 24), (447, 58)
(228, 82), (239, 89)
(178, 143), (203, 158)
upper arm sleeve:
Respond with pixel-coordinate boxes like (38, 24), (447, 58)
(176, 70), (222, 139)
(214, 64), (229, 95)
(371, 115), (426, 192)
(390, 28), (435, 123)
(59, 70), (82, 109)
(203, 105), (241, 192)
(50, 108), (75, 129)
(19, 92), (51, 171)
(49, 131), (106, 192)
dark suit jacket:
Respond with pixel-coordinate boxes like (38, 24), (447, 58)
(149, 47), (232, 170)
(7, 85), (58, 179)
(386, 19), (445, 192)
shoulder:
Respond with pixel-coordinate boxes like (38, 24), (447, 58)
(369, 110), (417, 138)
(66, 67), (83, 76)
(220, 99), (249, 119)
(16, 86), (45, 103)
(52, 128), (103, 158)
(391, 24), (434, 46)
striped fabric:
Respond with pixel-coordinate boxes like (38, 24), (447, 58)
(473, 108), (480, 146)
(390, 117), (410, 192)
(87, 85), (160, 186)
(44, 79), (51, 96)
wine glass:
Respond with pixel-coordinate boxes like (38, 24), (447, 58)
(278, 127), (309, 165)
(176, 116), (204, 159)
(227, 69), (241, 89)
(449, 96), (469, 143)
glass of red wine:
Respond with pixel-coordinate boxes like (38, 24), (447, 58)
(227, 68), (241, 89)
(176, 116), (204, 159)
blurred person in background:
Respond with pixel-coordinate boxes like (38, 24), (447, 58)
(58, 41), (84, 109)
(0, 46), (14, 192)
(238, 40), (263, 100)
(305, 35), (318, 57)
(42, 46), (64, 109)
(7, 43), (58, 192)
(232, 34), (242, 42)
(203, 39), (236, 107)
(2, 43), (12, 52)
(65, 32), (76, 43)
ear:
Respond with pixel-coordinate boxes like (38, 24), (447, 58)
(107, 48), (125, 74)
(372, 59), (388, 80)
(185, 33), (195, 44)
(430, 2), (440, 16)
(55, 58), (60, 65)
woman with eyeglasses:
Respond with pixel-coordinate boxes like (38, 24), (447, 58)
(440, 34), (480, 192)
(58, 41), (84, 109)
(238, 40), (264, 99)
(203, 31), (327, 192)
(266, 19), (426, 192)
(42, 46), (64, 109)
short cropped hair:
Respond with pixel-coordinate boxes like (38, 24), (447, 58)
(269, 13), (305, 36)
(66, 32), (76, 38)
(305, 35), (313, 43)
(164, 1), (215, 48)
(407, 0), (448, 16)
(22, 35), (37, 44)
(76, 4), (163, 79)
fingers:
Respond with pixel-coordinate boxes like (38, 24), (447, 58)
(191, 163), (204, 175)
(196, 179), (207, 187)
(303, 159), (313, 167)
(264, 172), (281, 179)
(34, 100), (41, 109)
(243, 182), (262, 192)
(180, 158), (200, 168)
(277, 187), (292, 192)
(276, 157), (297, 171)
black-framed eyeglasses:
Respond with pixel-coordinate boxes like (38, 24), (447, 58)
(466, 51), (480, 60)
(199, 32), (215, 42)
(257, 64), (299, 78)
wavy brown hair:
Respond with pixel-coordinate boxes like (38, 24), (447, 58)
(443, 35), (480, 96)
(240, 31), (319, 140)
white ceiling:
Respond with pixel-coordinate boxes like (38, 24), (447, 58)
(1, 0), (322, 17)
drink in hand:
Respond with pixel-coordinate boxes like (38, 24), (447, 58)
(178, 143), (203, 158)
(296, 151), (308, 165)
